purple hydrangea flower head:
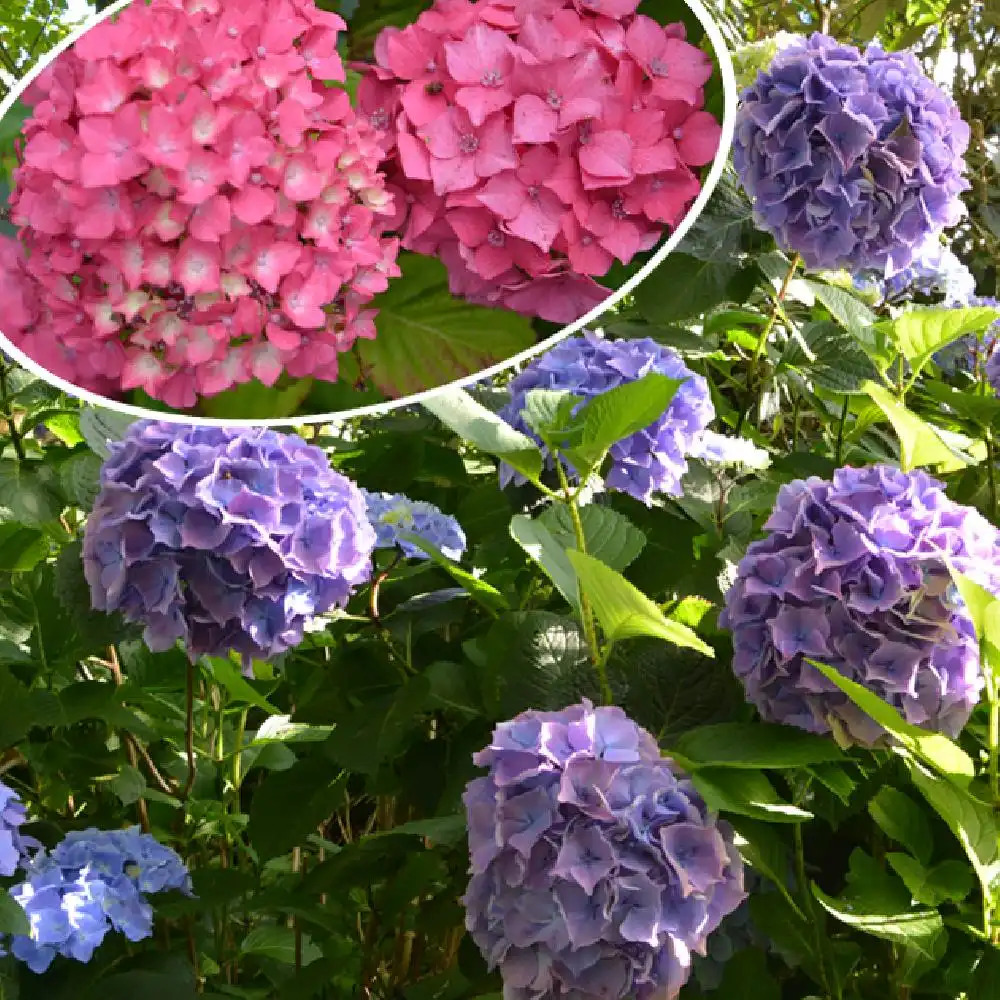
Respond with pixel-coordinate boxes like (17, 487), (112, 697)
(0, 783), (30, 876)
(855, 239), (976, 305)
(734, 33), (970, 272)
(498, 332), (715, 504)
(8, 827), (191, 973)
(462, 700), (745, 1000)
(719, 464), (1000, 746)
(83, 421), (377, 666)
(361, 490), (467, 561)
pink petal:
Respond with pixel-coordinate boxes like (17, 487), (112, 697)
(677, 112), (722, 166)
(512, 95), (558, 144)
(475, 117), (517, 178)
(232, 186), (276, 225)
(189, 195), (232, 242)
(579, 130), (634, 183)
(477, 172), (526, 219)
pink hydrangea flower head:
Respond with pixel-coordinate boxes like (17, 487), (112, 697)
(1, 0), (399, 407)
(358, 0), (721, 323)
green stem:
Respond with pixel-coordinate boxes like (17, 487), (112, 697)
(736, 253), (801, 436)
(835, 396), (849, 466)
(555, 464), (610, 703)
(986, 432), (998, 525)
(0, 364), (24, 462)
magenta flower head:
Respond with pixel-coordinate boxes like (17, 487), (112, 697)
(719, 465), (1000, 746)
(462, 700), (745, 1000)
(82, 421), (376, 666)
(733, 33), (969, 273)
(1, 0), (399, 409)
(498, 331), (715, 503)
(359, 0), (720, 322)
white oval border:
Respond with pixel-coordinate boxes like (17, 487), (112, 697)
(0, 0), (738, 428)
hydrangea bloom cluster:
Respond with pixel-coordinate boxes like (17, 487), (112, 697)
(0, 783), (30, 877)
(719, 464), (1000, 745)
(734, 33), (969, 273)
(498, 331), (715, 503)
(2, 0), (399, 408)
(82, 421), (376, 665)
(854, 238), (976, 305)
(463, 701), (745, 1000)
(359, 0), (720, 322)
(8, 827), (190, 973)
(362, 489), (467, 561)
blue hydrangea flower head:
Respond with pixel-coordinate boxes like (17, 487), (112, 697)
(361, 490), (467, 561)
(719, 464), (1000, 746)
(855, 239), (976, 305)
(463, 700), (745, 1000)
(0, 782), (30, 876)
(498, 332), (715, 504)
(734, 33), (969, 272)
(8, 827), (191, 973)
(83, 422), (377, 665)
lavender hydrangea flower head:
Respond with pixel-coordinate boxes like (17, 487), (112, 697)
(83, 422), (376, 666)
(498, 332), (715, 504)
(362, 490), (466, 561)
(462, 701), (745, 1000)
(719, 464), (1000, 746)
(8, 827), (191, 973)
(0, 783), (30, 876)
(734, 33), (969, 272)
(855, 239), (976, 305)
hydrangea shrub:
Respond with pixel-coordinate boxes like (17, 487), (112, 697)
(720, 464), (1000, 745)
(463, 701), (745, 1000)
(498, 330), (715, 502)
(83, 421), (376, 665)
(359, 0), (721, 322)
(1, 0), (399, 408)
(734, 33), (969, 273)
(9, 828), (190, 973)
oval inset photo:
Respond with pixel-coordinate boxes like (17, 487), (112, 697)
(0, 0), (734, 421)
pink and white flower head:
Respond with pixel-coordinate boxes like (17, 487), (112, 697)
(358, 0), (720, 323)
(1, 0), (400, 409)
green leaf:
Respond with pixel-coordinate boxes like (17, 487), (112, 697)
(422, 388), (543, 484)
(780, 321), (881, 394)
(359, 254), (535, 397)
(540, 506), (646, 573)
(693, 768), (813, 822)
(240, 926), (321, 965)
(510, 513), (581, 610)
(78, 408), (135, 459)
(812, 883), (943, 957)
(58, 451), (102, 508)
(906, 761), (999, 891)
(0, 523), (47, 572)
(863, 381), (959, 471)
(0, 460), (63, 525)
(564, 373), (682, 475)
(203, 657), (281, 715)
(0, 889), (29, 936)
(729, 816), (804, 918)
(378, 814), (468, 846)
(249, 756), (348, 860)
(396, 534), (508, 616)
(716, 949), (781, 1000)
(635, 253), (751, 322)
(868, 787), (934, 865)
(672, 722), (844, 769)
(972, 949), (1000, 996)
(887, 854), (974, 906)
(891, 306), (1000, 375)
(197, 377), (314, 420)
(566, 549), (714, 656)
(520, 389), (581, 443)
(805, 280), (878, 339)
(806, 658), (975, 785)
(480, 612), (596, 717)
(0, 666), (60, 748)
(109, 764), (146, 806)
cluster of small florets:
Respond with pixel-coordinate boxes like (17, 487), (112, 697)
(82, 421), (376, 666)
(734, 33), (969, 273)
(854, 238), (976, 306)
(359, 0), (720, 322)
(719, 464), (1000, 746)
(0, 782), (31, 877)
(8, 827), (190, 973)
(2, 0), (399, 408)
(498, 331), (715, 503)
(362, 489), (467, 560)
(462, 700), (745, 1000)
